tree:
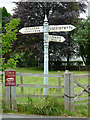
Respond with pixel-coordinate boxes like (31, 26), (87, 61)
(72, 17), (90, 66)
(2, 7), (11, 26)
(2, 18), (20, 70)
(0, 23), (2, 71)
(12, 1), (87, 68)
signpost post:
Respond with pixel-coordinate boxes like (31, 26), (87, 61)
(43, 15), (49, 95)
(19, 15), (76, 95)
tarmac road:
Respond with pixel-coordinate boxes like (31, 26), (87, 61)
(1, 113), (64, 118)
(0, 113), (89, 120)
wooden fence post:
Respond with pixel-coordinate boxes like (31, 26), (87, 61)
(20, 75), (23, 92)
(64, 70), (74, 112)
(58, 71), (61, 92)
(11, 86), (17, 110)
(5, 86), (17, 111)
(5, 86), (10, 110)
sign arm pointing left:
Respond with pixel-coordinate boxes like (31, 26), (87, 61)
(19, 26), (44, 34)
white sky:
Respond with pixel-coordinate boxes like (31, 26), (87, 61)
(0, 0), (89, 18)
(0, 0), (19, 14)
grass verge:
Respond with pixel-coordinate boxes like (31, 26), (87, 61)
(2, 96), (88, 117)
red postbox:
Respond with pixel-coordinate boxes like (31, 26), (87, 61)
(5, 70), (16, 86)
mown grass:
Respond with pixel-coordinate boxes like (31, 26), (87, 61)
(1, 68), (89, 117)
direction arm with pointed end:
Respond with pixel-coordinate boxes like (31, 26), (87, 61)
(19, 29), (23, 34)
(49, 25), (76, 32)
(19, 26), (44, 34)
(19, 24), (76, 34)
(48, 35), (65, 42)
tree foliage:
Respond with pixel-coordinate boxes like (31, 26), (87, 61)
(12, 1), (87, 68)
(0, 23), (2, 70)
(72, 17), (90, 65)
(1, 7), (11, 26)
(2, 18), (20, 70)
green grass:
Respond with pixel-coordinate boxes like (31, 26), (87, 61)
(2, 97), (89, 117)
(15, 67), (88, 74)
(1, 68), (89, 117)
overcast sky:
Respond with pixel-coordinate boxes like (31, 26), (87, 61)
(0, 0), (89, 18)
(0, 0), (19, 14)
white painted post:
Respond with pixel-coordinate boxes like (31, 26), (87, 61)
(64, 70), (74, 112)
(43, 15), (49, 95)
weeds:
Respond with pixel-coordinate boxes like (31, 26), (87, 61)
(2, 95), (88, 117)
(17, 96), (64, 115)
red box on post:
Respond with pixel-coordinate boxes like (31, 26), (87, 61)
(5, 70), (16, 86)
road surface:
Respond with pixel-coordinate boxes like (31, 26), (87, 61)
(0, 113), (89, 120)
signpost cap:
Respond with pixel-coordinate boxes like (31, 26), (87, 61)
(44, 14), (48, 22)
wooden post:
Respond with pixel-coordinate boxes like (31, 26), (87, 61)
(5, 86), (10, 110)
(5, 86), (17, 111)
(11, 86), (17, 111)
(5, 69), (17, 111)
(20, 75), (23, 92)
(64, 70), (74, 112)
(58, 71), (61, 92)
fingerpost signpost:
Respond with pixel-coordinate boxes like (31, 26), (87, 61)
(19, 15), (76, 95)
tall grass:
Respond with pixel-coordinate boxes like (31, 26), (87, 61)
(2, 96), (88, 117)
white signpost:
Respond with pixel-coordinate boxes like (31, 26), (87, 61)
(19, 15), (76, 95)
(48, 35), (65, 42)
(49, 25), (76, 32)
(19, 25), (76, 34)
(19, 26), (43, 34)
